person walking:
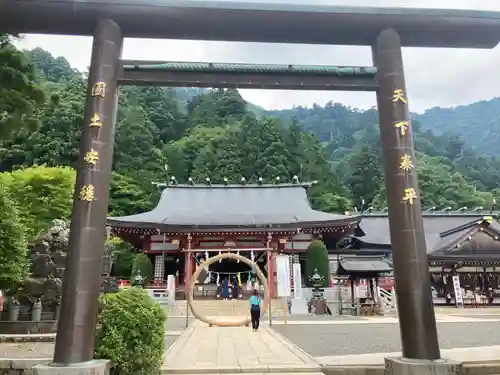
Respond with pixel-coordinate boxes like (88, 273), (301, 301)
(249, 289), (261, 331)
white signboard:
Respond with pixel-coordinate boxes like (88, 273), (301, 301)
(452, 276), (463, 306)
(276, 255), (291, 297)
(167, 274), (175, 302)
(292, 263), (303, 300)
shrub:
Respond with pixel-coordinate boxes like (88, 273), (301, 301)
(305, 239), (330, 287)
(94, 288), (166, 375)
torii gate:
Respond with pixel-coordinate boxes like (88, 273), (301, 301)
(2, 2), (500, 375)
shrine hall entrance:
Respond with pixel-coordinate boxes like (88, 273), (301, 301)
(192, 251), (268, 300)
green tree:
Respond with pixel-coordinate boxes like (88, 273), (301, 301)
(345, 146), (382, 205)
(109, 172), (153, 216)
(0, 35), (45, 139)
(311, 193), (351, 214)
(131, 253), (153, 283)
(107, 237), (137, 279)
(0, 182), (28, 292)
(4, 166), (75, 238)
(305, 240), (330, 287)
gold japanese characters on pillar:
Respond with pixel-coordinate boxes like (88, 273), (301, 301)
(394, 121), (408, 136)
(79, 80), (107, 202)
(402, 188), (417, 205)
(79, 184), (95, 202)
(92, 82), (107, 98)
(392, 88), (419, 205)
(399, 154), (413, 172)
(83, 149), (99, 165)
(89, 113), (103, 128)
(392, 89), (408, 104)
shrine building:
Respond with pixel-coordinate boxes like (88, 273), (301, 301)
(107, 181), (361, 297)
(350, 211), (500, 305)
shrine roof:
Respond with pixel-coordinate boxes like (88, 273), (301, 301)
(427, 218), (500, 260)
(107, 183), (360, 232)
(356, 212), (499, 248)
(337, 255), (393, 273)
(2, 1), (500, 48)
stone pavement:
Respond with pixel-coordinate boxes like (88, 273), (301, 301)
(272, 314), (500, 325)
(316, 345), (500, 366)
(162, 319), (321, 374)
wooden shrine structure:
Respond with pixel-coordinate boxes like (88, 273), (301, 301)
(350, 211), (500, 304)
(108, 182), (361, 298)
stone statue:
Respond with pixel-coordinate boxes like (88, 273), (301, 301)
(16, 220), (69, 311)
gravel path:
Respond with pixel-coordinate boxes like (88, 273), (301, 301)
(273, 321), (500, 357)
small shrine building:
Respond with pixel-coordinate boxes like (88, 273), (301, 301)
(350, 211), (500, 305)
(107, 182), (361, 298)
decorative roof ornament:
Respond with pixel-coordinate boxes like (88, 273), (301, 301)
(188, 177), (194, 186)
(170, 176), (177, 185)
(258, 177), (263, 185)
(205, 177), (211, 186)
(241, 177), (247, 185)
(292, 175), (299, 184)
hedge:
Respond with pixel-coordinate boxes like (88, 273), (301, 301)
(94, 288), (166, 375)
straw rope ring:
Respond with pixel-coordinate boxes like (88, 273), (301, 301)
(187, 252), (269, 327)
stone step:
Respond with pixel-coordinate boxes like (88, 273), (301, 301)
(166, 300), (287, 317)
(160, 368), (322, 374)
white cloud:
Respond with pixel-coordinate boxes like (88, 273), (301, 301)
(15, 0), (500, 113)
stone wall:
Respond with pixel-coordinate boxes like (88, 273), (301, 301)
(0, 359), (50, 375)
(0, 322), (57, 335)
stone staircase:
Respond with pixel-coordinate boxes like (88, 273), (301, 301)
(165, 299), (287, 317)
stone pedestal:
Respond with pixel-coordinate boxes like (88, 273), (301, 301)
(290, 298), (308, 315)
(385, 357), (462, 375)
(33, 360), (110, 375)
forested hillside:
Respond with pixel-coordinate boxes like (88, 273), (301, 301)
(1, 40), (499, 219)
(415, 98), (500, 156)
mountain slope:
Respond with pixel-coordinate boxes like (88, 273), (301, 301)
(415, 98), (500, 155)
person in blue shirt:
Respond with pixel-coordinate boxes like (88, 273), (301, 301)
(249, 289), (261, 331)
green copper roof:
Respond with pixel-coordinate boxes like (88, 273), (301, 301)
(122, 62), (377, 76)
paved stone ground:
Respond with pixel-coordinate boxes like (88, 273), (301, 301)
(0, 317), (190, 359)
(162, 320), (321, 373)
(273, 319), (500, 357)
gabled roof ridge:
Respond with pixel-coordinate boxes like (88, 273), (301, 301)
(154, 182), (314, 189)
(433, 221), (500, 255)
(362, 212), (500, 218)
(439, 216), (497, 237)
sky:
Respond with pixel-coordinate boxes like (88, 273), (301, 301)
(15, 0), (500, 114)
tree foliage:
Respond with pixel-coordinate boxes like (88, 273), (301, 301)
(0, 36), (45, 140)
(305, 240), (330, 287)
(1, 165), (75, 239)
(131, 253), (153, 282)
(0, 44), (499, 220)
(0, 182), (28, 292)
(107, 237), (137, 279)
